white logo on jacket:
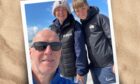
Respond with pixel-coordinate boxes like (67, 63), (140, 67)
(89, 24), (95, 29)
(63, 33), (72, 38)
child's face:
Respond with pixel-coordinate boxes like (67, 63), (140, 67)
(74, 4), (89, 20)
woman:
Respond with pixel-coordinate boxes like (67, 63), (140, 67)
(50, 0), (88, 84)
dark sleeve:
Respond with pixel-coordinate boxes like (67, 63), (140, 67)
(99, 14), (112, 44)
(74, 21), (89, 76)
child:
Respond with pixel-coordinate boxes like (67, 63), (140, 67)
(72, 0), (116, 84)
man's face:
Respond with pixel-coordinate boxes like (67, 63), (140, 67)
(30, 31), (61, 75)
(74, 4), (89, 20)
(55, 6), (68, 23)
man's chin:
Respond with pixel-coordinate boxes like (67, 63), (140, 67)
(81, 17), (86, 20)
(40, 61), (56, 68)
(38, 62), (57, 74)
(39, 67), (56, 75)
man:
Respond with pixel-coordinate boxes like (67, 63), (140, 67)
(50, 0), (88, 84)
(30, 29), (74, 84)
(72, 0), (116, 84)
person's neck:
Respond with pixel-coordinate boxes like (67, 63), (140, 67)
(59, 21), (64, 25)
(34, 72), (55, 84)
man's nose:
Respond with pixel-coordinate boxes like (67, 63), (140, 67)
(44, 45), (52, 55)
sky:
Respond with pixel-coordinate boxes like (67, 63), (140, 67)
(23, 0), (109, 42)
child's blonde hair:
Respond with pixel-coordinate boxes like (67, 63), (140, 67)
(72, 0), (89, 10)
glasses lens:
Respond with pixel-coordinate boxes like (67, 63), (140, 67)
(50, 42), (62, 51)
(32, 42), (47, 51)
(32, 42), (62, 51)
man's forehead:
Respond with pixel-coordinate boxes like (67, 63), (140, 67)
(33, 30), (59, 42)
(34, 35), (58, 42)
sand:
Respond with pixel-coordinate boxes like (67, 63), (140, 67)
(0, 0), (140, 84)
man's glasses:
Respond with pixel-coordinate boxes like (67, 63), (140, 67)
(31, 42), (62, 51)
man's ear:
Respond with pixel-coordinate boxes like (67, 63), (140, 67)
(29, 48), (32, 56)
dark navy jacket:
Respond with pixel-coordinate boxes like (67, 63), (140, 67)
(50, 14), (88, 76)
(81, 6), (114, 68)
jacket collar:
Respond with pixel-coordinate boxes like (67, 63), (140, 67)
(53, 14), (74, 31)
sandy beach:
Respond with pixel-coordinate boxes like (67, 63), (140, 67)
(0, 0), (140, 84)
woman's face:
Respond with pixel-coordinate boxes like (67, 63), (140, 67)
(55, 7), (68, 24)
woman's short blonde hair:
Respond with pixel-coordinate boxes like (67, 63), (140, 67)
(72, 0), (89, 10)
